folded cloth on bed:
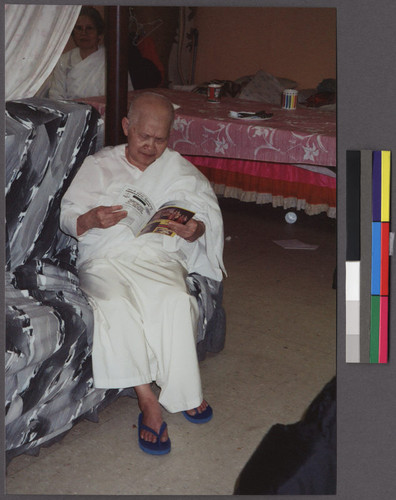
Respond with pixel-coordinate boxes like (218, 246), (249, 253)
(238, 70), (285, 104)
(304, 92), (336, 108)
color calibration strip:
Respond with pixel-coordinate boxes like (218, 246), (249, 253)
(346, 150), (392, 363)
(346, 151), (361, 362)
(370, 151), (391, 363)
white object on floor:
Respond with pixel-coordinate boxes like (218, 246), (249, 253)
(285, 211), (297, 223)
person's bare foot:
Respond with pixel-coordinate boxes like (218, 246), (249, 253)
(135, 384), (169, 443)
(185, 399), (209, 417)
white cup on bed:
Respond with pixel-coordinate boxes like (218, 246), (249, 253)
(207, 83), (222, 103)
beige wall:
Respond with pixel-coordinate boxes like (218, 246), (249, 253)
(194, 7), (336, 89)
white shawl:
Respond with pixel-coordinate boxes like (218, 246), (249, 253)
(66, 46), (106, 98)
(48, 46), (105, 99)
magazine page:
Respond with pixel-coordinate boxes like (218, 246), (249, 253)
(138, 201), (195, 237)
(116, 185), (155, 235)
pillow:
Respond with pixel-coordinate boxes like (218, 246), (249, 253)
(298, 88), (316, 103)
(238, 70), (284, 104)
(276, 76), (298, 90)
(234, 74), (254, 87)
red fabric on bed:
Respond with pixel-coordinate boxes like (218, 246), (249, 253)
(185, 155), (336, 187)
(185, 156), (336, 214)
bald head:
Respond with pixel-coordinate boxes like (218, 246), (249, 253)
(122, 92), (175, 171)
(127, 92), (175, 134)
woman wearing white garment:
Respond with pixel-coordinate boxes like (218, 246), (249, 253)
(49, 7), (106, 99)
(49, 7), (133, 100)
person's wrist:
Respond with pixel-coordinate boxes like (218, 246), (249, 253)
(77, 213), (88, 236)
(196, 220), (205, 235)
(193, 220), (205, 240)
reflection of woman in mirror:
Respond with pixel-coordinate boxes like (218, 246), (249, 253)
(49, 7), (105, 99)
(48, 6), (133, 100)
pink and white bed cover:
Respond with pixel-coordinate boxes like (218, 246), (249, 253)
(165, 89), (335, 167)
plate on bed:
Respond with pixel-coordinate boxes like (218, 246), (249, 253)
(229, 110), (273, 120)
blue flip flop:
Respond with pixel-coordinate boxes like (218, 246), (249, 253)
(182, 404), (213, 424)
(138, 413), (171, 455)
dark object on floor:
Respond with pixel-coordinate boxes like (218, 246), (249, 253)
(234, 376), (336, 495)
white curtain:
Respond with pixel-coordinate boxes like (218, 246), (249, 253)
(5, 4), (81, 101)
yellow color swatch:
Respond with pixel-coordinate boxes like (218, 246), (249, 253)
(381, 150), (391, 222)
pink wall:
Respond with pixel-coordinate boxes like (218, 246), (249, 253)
(194, 7), (336, 89)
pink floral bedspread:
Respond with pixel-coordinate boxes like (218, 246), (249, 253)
(166, 90), (336, 167)
(81, 88), (336, 167)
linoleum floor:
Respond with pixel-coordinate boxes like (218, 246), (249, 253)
(5, 198), (337, 495)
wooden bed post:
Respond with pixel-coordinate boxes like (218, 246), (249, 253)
(105, 6), (129, 146)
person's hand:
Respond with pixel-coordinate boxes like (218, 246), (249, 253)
(167, 219), (205, 242)
(77, 205), (127, 236)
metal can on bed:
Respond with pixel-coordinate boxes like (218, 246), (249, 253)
(282, 89), (298, 110)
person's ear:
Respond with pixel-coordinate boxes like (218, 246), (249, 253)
(121, 117), (129, 137)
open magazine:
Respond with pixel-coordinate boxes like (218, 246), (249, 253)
(116, 185), (195, 237)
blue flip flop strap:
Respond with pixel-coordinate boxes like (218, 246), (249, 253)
(140, 420), (168, 440)
(183, 404), (213, 421)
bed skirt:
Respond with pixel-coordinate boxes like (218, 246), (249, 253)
(185, 155), (336, 218)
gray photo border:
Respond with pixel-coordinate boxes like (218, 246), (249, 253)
(2, 0), (396, 498)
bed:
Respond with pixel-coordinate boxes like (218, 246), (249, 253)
(81, 87), (336, 218)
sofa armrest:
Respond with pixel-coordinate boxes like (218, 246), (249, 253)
(186, 273), (226, 360)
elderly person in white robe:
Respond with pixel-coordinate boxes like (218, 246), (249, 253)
(60, 92), (225, 456)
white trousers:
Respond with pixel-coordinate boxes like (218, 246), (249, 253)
(78, 247), (203, 413)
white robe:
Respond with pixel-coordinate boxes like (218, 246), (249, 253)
(60, 146), (225, 412)
(60, 145), (225, 281)
(49, 46), (106, 99)
(48, 46), (133, 100)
